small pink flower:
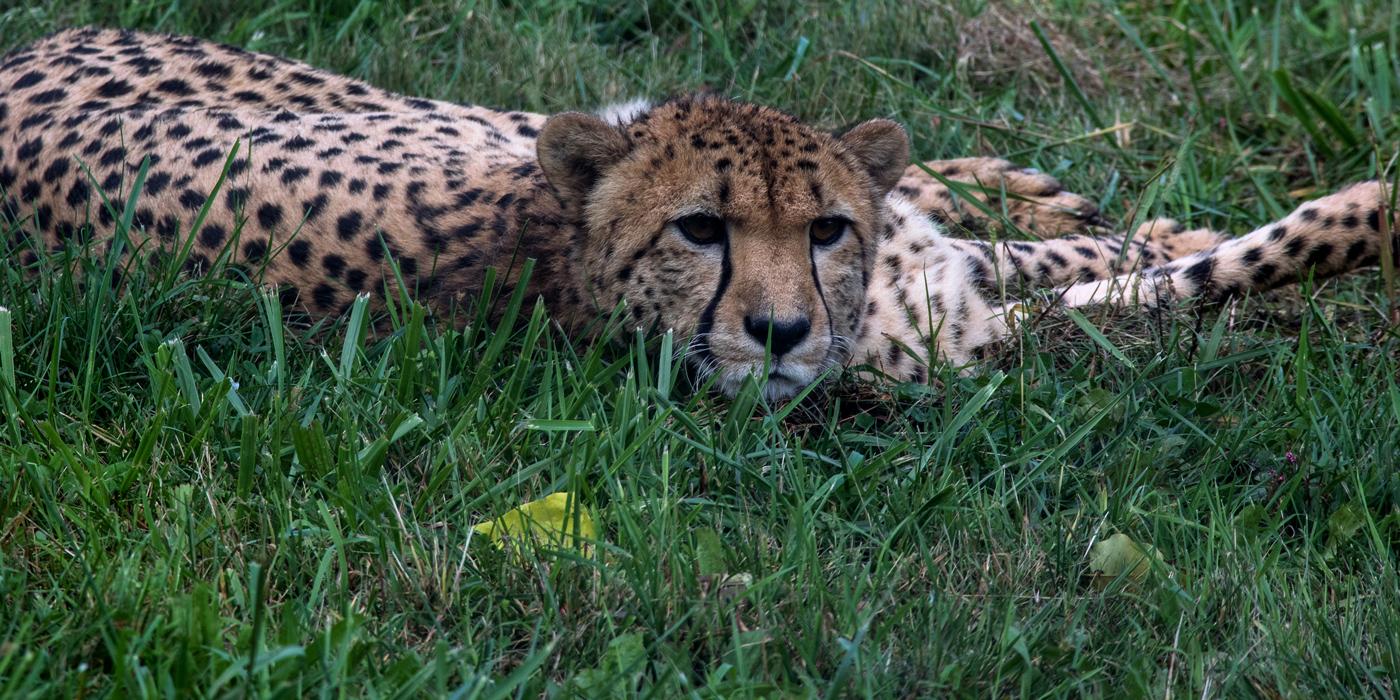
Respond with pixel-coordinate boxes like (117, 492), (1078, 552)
(1284, 451), (1298, 465)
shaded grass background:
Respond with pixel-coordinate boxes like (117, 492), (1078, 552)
(1, 0), (1399, 696)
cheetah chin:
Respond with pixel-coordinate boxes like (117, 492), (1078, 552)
(699, 357), (830, 402)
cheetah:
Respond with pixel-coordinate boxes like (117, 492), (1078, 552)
(1, 28), (1395, 400)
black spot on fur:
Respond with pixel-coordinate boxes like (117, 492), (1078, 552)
(191, 148), (224, 168)
(290, 71), (325, 86)
(302, 193), (328, 222)
(99, 146), (127, 168)
(216, 115), (245, 131)
(144, 170), (171, 196)
(155, 78), (195, 96)
(199, 224), (226, 249)
(194, 61), (233, 79)
(99, 172), (121, 196)
(96, 78), (135, 98)
(281, 166), (310, 185)
(1303, 242), (1333, 267)
(1182, 257), (1213, 290)
(257, 203), (283, 230)
(66, 179), (90, 207)
(178, 189), (205, 211)
(277, 285), (300, 308)
(1345, 239), (1368, 263)
(12, 71), (44, 90)
(17, 137), (43, 162)
(184, 252), (210, 274)
(225, 187), (250, 213)
(288, 239), (311, 268)
(15, 111), (56, 132)
(28, 88), (67, 105)
(41, 158), (71, 183)
(321, 254), (346, 278)
(242, 239), (267, 263)
(345, 268), (368, 291)
(336, 211), (363, 240)
(365, 237), (387, 261)
(312, 283), (337, 310)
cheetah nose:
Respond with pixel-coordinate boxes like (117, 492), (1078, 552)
(743, 315), (811, 357)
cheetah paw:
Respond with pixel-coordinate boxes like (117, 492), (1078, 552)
(895, 157), (1108, 237)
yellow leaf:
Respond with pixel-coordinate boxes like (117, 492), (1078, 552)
(1088, 533), (1165, 585)
(472, 492), (597, 553)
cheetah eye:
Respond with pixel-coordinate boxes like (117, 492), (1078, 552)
(674, 214), (727, 246)
(810, 217), (849, 245)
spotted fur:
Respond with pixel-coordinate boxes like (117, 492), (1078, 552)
(2, 28), (1393, 400)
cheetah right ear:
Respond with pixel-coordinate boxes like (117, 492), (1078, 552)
(835, 118), (910, 194)
(537, 112), (631, 205)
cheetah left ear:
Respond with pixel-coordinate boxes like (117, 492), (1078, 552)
(836, 119), (910, 193)
(537, 112), (631, 205)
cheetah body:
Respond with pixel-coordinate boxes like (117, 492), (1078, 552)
(2, 28), (1394, 399)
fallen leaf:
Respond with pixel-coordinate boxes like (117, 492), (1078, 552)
(1088, 533), (1166, 586)
(1324, 502), (1367, 559)
(472, 492), (597, 554)
(694, 527), (726, 575)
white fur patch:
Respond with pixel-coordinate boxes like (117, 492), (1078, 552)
(595, 98), (653, 127)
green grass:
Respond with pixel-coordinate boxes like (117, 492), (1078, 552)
(2, 0), (1400, 696)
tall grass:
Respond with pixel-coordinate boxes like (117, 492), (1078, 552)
(1, 0), (1397, 696)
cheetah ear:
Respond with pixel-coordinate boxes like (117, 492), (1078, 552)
(537, 112), (631, 204)
(835, 119), (910, 193)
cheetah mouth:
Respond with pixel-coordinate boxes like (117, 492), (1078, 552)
(753, 371), (813, 401)
(687, 344), (823, 400)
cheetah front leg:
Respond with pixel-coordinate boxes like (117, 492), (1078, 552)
(1050, 181), (1397, 309)
(896, 157), (1108, 236)
(851, 200), (1220, 383)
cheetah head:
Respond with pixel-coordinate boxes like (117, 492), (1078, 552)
(538, 95), (908, 400)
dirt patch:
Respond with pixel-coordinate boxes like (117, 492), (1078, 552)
(947, 1), (1186, 102)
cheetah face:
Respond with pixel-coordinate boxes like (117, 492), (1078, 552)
(538, 96), (908, 399)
